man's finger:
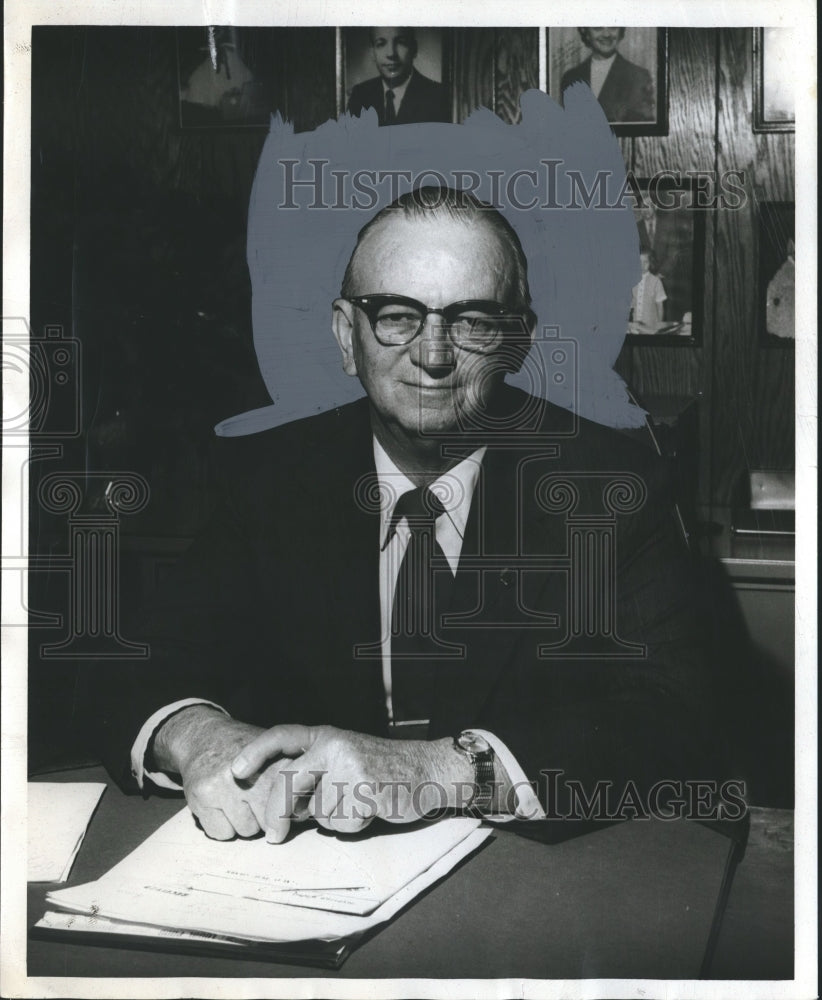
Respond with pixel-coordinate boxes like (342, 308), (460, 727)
(195, 806), (235, 841)
(223, 799), (261, 839)
(328, 793), (377, 835)
(263, 765), (319, 843)
(231, 724), (314, 779)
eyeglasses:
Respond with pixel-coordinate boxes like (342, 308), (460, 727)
(346, 294), (533, 354)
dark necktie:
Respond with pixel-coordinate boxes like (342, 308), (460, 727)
(387, 487), (454, 724)
(384, 89), (396, 125)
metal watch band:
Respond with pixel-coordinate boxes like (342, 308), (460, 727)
(471, 754), (496, 812)
(454, 732), (496, 812)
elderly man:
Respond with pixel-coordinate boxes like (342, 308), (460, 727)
(561, 28), (655, 123)
(347, 27), (449, 125)
(94, 187), (719, 844)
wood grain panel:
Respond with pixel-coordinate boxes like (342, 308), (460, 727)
(623, 29), (717, 506)
(626, 347), (701, 400)
(753, 132), (795, 200)
(494, 28), (539, 124)
(711, 28), (795, 506)
(634, 28), (717, 176)
(619, 137), (634, 170)
(453, 29), (496, 122)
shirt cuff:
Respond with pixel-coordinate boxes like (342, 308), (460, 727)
(468, 728), (547, 822)
(130, 698), (229, 791)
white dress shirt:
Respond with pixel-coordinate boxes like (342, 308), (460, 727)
(589, 54), (617, 98)
(382, 69), (414, 117)
(131, 436), (545, 821)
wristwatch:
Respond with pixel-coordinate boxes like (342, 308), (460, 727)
(453, 731), (496, 812)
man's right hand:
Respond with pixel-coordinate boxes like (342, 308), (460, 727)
(151, 705), (291, 840)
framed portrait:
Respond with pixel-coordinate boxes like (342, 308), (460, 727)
(339, 27), (454, 124)
(625, 177), (706, 345)
(176, 26), (285, 129)
(758, 201), (795, 345)
(546, 27), (668, 136)
(753, 28), (796, 133)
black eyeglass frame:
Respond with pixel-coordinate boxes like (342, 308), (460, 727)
(345, 294), (535, 354)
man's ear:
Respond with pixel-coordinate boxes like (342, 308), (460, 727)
(332, 298), (359, 377)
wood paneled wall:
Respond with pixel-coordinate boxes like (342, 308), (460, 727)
(615, 28), (794, 510)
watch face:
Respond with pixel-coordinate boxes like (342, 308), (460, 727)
(458, 731), (491, 754)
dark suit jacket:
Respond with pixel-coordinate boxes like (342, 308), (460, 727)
(561, 53), (654, 123)
(348, 71), (450, 125)
(90, 388), (725, 840)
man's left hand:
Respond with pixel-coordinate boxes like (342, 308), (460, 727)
(230, 725), (475, 842)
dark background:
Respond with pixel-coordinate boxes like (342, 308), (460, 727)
(27, 27), (794, 806)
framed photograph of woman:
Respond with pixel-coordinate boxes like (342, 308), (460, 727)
(625, 177), (706, 345)
(753, 28), (796, 133)
(546, 27), (668, 136)
(339, 27), (453, 125)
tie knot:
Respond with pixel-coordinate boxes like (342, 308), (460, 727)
(396, 486), (445, 519)
(383, 486), (445, 548)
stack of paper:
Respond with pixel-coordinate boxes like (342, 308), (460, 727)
(28, 782), (106, 882)
(37, 808), (491, 963)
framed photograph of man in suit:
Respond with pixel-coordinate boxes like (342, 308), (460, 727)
(340, 27), (453, 125)
(547, 27), (668, 136)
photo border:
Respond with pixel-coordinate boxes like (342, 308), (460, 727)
(545, 27), (669, 137)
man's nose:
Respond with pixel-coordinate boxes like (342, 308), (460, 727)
(412, 314), (455, 373)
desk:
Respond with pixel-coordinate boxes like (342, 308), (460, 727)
(27, 768), (792, 981)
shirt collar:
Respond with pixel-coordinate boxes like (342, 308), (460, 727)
(372, 436), (486, 548)
(381, 68), (414, 102)
(590, 53), (617, 74)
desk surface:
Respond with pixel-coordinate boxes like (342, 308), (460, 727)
(26, 767), (793, 982)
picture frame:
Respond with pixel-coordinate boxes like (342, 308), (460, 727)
(753, 28), (796, 133)
(176, 26), (286, 130)
(624, 176), (706, 345)
(758, 201), (795, 346)
(546, 27), (668, 136)
(338, 27), (455, 124)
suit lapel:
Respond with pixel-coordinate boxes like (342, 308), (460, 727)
(598, 54), (628, 117)
(303, 402), (387, 732)
(397, 72), (420, 124)
(431, 393), (572, 733)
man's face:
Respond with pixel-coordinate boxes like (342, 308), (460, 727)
(334, 215), (525, 449)
(370, 28), (416, 86)
(586, 28), (622, 59)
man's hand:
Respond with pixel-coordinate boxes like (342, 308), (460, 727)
(151, 706), (293, 840)
(230, 725), (476, 842)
